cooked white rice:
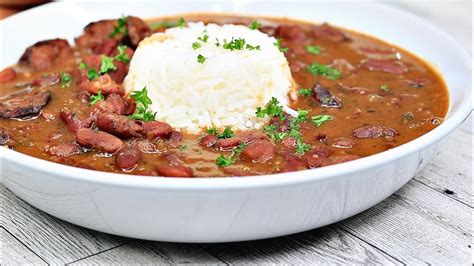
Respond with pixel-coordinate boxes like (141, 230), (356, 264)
(124, 22), (296, 133)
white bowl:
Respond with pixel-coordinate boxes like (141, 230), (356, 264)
(1, 1), (471, 243)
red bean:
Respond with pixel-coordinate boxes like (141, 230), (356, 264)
(60, 110), (95, 133)
(76, 128), (124, 153)
(332, 137), (356, 149)
(93, 93), (127, 115)
(32, 73), (60, 87)
(79, 74), (124, 96)
(361, 59), (407, 75)
(353, 126), (398, 138)
(0, 128), (11, 145)
(96, 113), (144, 138)
(275, 25), (307, 41)
(313, 23), (350, 42)
(216, 137), (242, 151)
(116, 147), (142, 170)
(46, 143), (81, 157)
(143, 121), (173, 140)
(155, 165), (193, 177)
(303, 147), (331, 168)
(0, 68), (17, 83)
(240, 140), (275, 163)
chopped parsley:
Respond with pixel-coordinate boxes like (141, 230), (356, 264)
(99, 55), (117, 74)
(149, 17), (186, 30)
(273, 39), (288, 53)
(197, 34), (209, 43)
(79, 62), (87, 69)
(312, 115), (334, 127)
(89, 91), (104, 106)
(87, 68), (99, 80)
(249, 20), (262, 30)
(178, 144), (188, 151)
(298, 88), (313, 96)
(60, 72), (72, 88)
(380, 84), (390, 92)
(128, 86), (156, 121)
(115, 45), (130, 63)
(215, 143), (247, 167)
(197, 54), (206, 64)
(295, 138), (311, 155)
(306, 63), (341, 80)
(256, 97), (285, 120)
(192, 42), (201, 50)
(109, 16), (128, 38)
(207, 127), (234, 139)
(305, 45), (321, 55)
(220, 38), (261, 51)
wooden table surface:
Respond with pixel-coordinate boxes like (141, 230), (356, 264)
(1, 1), (472, 265)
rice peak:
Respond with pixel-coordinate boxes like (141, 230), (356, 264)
(124, 22), (296, 133)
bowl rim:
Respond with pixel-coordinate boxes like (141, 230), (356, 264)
(1, 1), (472, 190)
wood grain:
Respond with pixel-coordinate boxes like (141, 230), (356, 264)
(338, 180), (472, 264)
(205, 225), (402, 264)
(0, 227), (47, 265)
(414, 129), (473, 207)
(1, 185), (130, 264)
(69, 241), (225, 265)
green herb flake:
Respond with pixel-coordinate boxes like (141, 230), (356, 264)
(197, 34), (209, 43)
(305, 45), (321, 55)
(128, 86), (156, 122)
(215, 143), (247, 167)
(79, 62), (88, 69)
(273, 39), (288, 53)
(197, 54), (206, 64)
(306, 63), (341, 80)
(99, 55), (117, 74)
(207, 127), (234, 139)
(109, 16), (128, 38)
(177, 17), (186, 28)
(207, 128), (218, 135)
(192, 42), (202, 50)
(311, 115), (334, 127)
(298, 88), (313, 96)
(295, 139), (311, 155)
(380, 84), (390, 92)
(255, 97), (284, 119)
(89, 91), (104, 106)
(60, 72), (72, 88)
(249, 20), (262, 30)
(87, 68), (99, 80)
(115, 45), (130, 64)
(178, 144), (188, 151)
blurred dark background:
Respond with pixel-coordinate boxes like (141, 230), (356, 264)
(0, 0), (49, 19)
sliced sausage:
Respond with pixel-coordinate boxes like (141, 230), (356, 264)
(79, 74), (124, 96)
(0, 68), (17, 83)
(155, 165), (193, 177)
(143, 121), (173, 140)
(200, 134), (218, 147)
(93, 93), (126, 114)
(0, 89), (51, 119)
(125, 16), (152, 47)
(353, 126), (398, 138)
(313, 82), (342, 108)
(303, 147), (331, 168)
(312, 23), (350, 42)
(96, 112), (144, 138)
(60, 110), (95, 133)
(76, 128), (124, 153)
(19, 39), (72, 70)
(116, 147), (142, 170)
(361, 59), (407, 75)
(46, 143), (81, 157)
(240, 140), (275, 163)
(75, 20), (119, 49)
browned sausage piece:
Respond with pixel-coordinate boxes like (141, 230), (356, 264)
(75, 20), (119, 49)
(96, 113), (144, 138)
(93, 93), (126, 115)
(19, 39), (72, 70)
(216, 137), (243, 151)
(0, 68), (17, 83)
(0, 128), (11, 145)
(79, 74), (124, 96)
(353, 126), (398, 138)
(46, 143), (81, 157)
(240, 140), (275, 163)
(126, 16), (152, 47)
(60, 110), (95, 133)
(275, 25), (307, 41)
(143, 121), (173, 140)
(156, 165), (193, 177)
(313, 23), (350, 42)
(360, 59), (407, 75)
(303, 147), (331, 168)
(200, 134), (218, 147)
(0, 89), (51, 119)
(116, 147), (142, 170)
(32, 73), (60, 87)
(313, 82), (342, 108)
(76, 128), (124, 153)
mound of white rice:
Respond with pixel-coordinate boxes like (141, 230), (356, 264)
(124, 22), (296, 133)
